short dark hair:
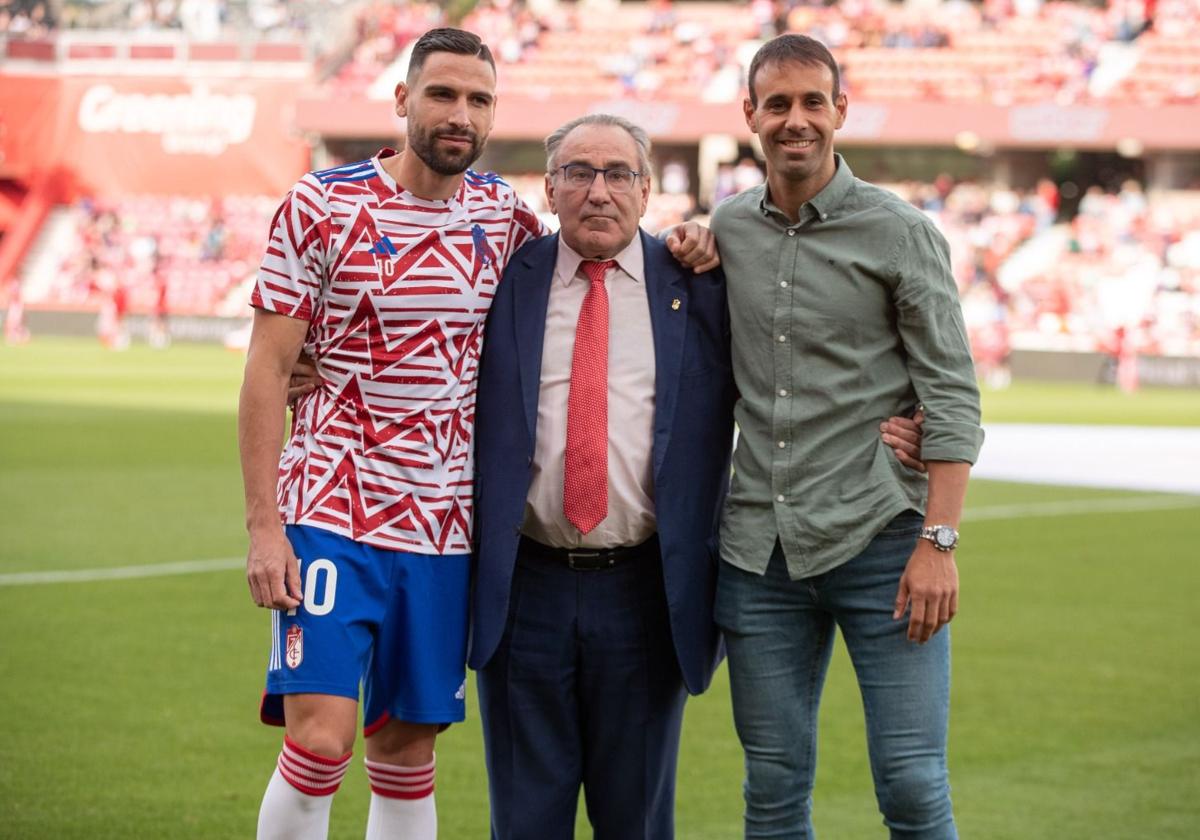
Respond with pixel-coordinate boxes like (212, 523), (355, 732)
(747, 34), (840, 107)
(407, 27), (495, 82)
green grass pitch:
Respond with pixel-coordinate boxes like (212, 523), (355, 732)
(2, 338), (1198, 838)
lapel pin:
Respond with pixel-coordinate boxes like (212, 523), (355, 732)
(671, 298), (681, 311)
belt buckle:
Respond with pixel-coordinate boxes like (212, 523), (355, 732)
(567, 549), (607, 571)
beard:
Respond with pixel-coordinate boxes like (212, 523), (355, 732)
(406, 121), (485, 177)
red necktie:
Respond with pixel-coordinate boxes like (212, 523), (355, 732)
(563, 259), (616, 535)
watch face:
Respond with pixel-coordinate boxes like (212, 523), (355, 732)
(935, 528), (957, 548)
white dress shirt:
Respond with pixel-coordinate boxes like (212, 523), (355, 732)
(521, 235), (658, 548)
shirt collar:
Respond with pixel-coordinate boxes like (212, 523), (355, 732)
(554, 232), (645, 288)
(372, 147), (465, 210)
(756, 154), (854, 223)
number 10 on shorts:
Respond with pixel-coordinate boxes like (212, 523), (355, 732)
(286, 557), (338, 617)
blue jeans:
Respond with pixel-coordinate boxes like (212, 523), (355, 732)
(714, 512), (956, 839)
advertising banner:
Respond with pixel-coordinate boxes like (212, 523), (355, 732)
(0, 74), (308, 198)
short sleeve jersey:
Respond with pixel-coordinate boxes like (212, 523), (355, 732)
(251, 149), (547, 555)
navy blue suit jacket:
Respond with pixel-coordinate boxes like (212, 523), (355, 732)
(469, 230), (736, 695)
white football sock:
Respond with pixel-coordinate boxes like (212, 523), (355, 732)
(364, 755), (437, 839)
(256, 736), (352, 840)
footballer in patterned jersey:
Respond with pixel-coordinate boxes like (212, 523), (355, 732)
(252, 155), (542, 557)
(239, 26), (718, 840)
(239, 29), (536, 840)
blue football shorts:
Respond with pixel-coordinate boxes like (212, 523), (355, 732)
(260, 524), (470, 734)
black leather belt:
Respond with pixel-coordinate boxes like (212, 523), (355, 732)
(519, 535), (659, 571)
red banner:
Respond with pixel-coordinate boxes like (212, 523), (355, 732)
(0, 74), (308, 198)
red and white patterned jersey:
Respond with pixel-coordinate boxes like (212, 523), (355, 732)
(252, 150), (546, 554)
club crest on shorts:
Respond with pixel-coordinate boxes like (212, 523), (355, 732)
(285, 625), (304, 669)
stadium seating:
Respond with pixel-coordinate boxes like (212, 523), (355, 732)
(5, 1), (1198, 359)
(7, 1), (1197, 108)
(27, 195), (275, 318)
(18, 174), (1197, 360)
(300, 0), (1200, 108)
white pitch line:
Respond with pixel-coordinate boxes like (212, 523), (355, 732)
(963, 494), (1200, 522)
(0, 557), (243, 587)
(2, 493), (1198, 587)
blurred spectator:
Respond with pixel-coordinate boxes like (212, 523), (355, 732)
(1, 0), (55, 38)
(733, 158), (765, 194)
(713, 163), (739, 206)
(201, 214), (227, 261)
(660, 159), (690, 195)
(3, 281), (30, 345)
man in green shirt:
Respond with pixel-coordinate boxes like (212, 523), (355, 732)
(711, 34), (984, 839)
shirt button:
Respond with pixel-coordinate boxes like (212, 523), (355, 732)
(780, 280), (789, 288)
(778, 388), (788, 397)
(776, 494), (785, 502)
(778, 335), (787, 343)
(820, 213), (828, 220)
(787, 229), (796, 237)
(777, 441), (787, 448)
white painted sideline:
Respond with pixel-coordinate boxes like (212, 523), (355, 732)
(3, 492), (1199, 587)
(0, 557), (242, 587)
(962, 494), (1200, 522)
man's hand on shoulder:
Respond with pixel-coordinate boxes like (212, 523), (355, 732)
(881, 409), (926, 472)
(665, 221), (720, 273)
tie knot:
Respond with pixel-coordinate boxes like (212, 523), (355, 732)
(580, 259), (616, 286)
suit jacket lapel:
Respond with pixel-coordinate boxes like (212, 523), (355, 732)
(513, 235), (558, 446)
(640, 230), (688, 479)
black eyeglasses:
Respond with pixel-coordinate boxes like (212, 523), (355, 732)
(555, 164), (644, 193)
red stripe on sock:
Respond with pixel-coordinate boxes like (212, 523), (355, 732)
(277, 738), (352, 797)
(368, 780), (435, 800)
(279, 753), (346, 787)
(279, 771), (344, 798)
(365, 758), (435, 800)
(283, 735), (353, 768)
(367, 764), (434, 781)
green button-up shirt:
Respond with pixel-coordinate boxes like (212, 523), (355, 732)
(712, 157), (984, 579)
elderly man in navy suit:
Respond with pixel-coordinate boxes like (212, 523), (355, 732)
(470, 113), (734, 840)
(470, 114), (925, 840)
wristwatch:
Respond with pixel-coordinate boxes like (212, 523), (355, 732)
(919, 525), (959, 552)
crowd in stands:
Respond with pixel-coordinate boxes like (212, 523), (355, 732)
(885, 175), (1200, 374)
(1008, 184), (1200, 358)
(7, 2), (1197, 107)
(329, 0), (445, 94)
(2, 0), (323, 40)
(322, 0), (1200, 107)
(5, 2), (1199, 363)
(13, 168), (1196, 369)
(1, 0), (54, 37)
(34, 195), (275, 327)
